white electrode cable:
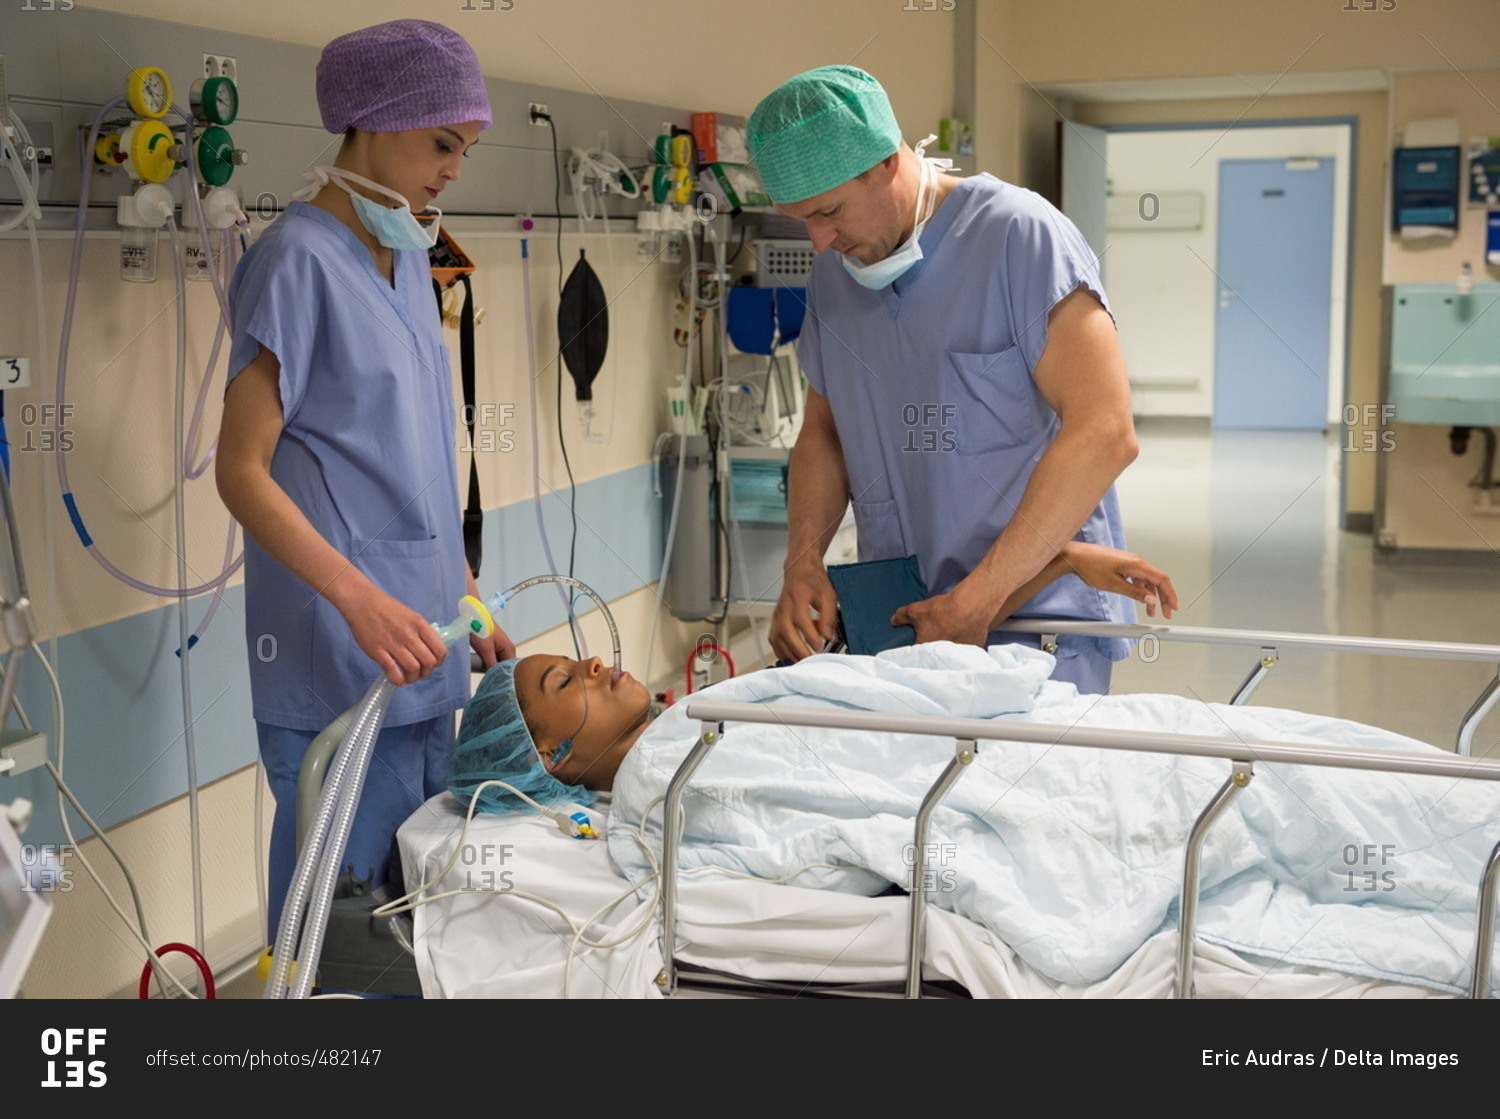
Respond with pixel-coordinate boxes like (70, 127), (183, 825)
(371, 778), (661, 998)
(27, 645), (197, 999)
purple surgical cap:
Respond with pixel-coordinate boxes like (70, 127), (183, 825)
(316, 19), (492, 134)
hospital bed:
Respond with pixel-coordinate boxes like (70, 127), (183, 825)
(390, 621), (1500, 999)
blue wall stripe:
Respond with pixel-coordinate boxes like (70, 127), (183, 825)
(9, 461), (665, 848)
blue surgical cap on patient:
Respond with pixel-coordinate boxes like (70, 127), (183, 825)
(447, 660), (598, 816)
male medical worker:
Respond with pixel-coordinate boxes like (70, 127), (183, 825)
(748, 66), (1139, 693)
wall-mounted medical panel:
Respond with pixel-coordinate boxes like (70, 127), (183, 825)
(0, 5), (693, 228)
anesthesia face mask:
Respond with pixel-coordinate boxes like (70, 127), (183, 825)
(840, 135), (953, 290)
(294, 165), (441, 252)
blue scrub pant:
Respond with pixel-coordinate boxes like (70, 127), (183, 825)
(1046, 648), (1113, 695)
(257, 714), (456, 945)
(988, 635), (1114, 695)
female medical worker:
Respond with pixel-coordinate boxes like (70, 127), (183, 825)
(216, 20), (515, 944)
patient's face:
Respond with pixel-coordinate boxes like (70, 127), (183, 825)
(513, 655), (652, 791)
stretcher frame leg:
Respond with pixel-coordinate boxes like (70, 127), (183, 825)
(1456, 670), (1500, 757)
(906, 737), (977, 999)
(658, 720), (722, 996)
(1473, 839), (1500, 999)
(1175, 760), (1253, 999)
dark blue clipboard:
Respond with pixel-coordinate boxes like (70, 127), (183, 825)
(825, 555), (929, 656)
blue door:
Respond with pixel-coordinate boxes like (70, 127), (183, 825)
(1213, 158), (1334, 430)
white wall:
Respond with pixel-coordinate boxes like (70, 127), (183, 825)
(1105, 124), (1351, 424)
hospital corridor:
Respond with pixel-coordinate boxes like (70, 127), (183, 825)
(0, 0), (1498, 1040)
(1110, 420), (1500, 752)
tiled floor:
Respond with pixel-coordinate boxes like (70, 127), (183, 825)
(1110, 419), (1499, 757)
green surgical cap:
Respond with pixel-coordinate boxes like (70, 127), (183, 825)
(747, 66), (901, 204)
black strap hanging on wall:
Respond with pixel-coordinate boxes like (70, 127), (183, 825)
(435, 275), (485, 579)
(458, 274), (483, 578)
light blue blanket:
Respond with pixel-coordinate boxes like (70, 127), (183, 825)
(608, 643), (1500, 993)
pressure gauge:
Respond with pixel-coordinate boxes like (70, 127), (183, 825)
(190, 76), (238, 126)
(125, 66), (172, 119)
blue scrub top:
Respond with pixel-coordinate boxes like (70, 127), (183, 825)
(227, 202), (469, 731)
(797, 174), (1133, 664)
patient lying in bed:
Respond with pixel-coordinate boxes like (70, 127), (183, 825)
(449, 541), (1179, 816)
(446, 557), (1500, 998)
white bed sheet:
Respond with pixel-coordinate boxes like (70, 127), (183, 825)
(396, 793), (1446, 999)
(611, 644), (1500, 993)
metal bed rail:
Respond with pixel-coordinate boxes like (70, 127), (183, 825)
(669, 699), (1500, 1000)
(995, 620), (1500, 757)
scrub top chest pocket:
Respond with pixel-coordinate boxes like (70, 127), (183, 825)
(941, 345), (1045, 456)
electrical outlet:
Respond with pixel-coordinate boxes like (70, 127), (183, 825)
(529, 102), (549, 125)
(203, 54), (238, 83)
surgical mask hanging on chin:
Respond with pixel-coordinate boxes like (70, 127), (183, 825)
(293, 165), (442, 252)
(841, 135), (955, 290)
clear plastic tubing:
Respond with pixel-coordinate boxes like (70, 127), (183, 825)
(485, 574), (622, 683)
